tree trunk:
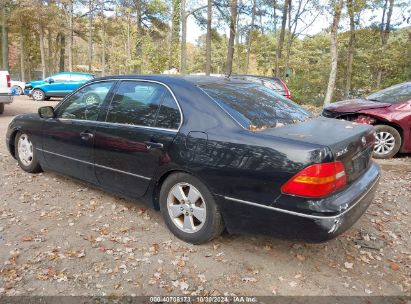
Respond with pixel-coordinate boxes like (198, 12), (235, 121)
(20, 27), (25, 81)
(283, 0), (292, 78)
(275, 0), (289, 76)
(88, 0), (93, 73)
(135, 0), (142, 74)
(1, 4), (9, 70)
(101, 1), (106, 76)
(226, 0), (238, 76)
(48, 29), (53, 74)
(180, 0), (187, 74)
(205, 0), (212, 75)
(169, 0), (180, 69)
(68, 0), (73, 72)
(376, 0), (394, 88)
(344, 0), (355, 98)
(59, 33), (65, 72)
(127, 12), (131, 73)
(245, 0), (256, 73)
(323, 0), (343, 106)
(273, 0), (277, 33)
(235, 13), (240, 73)
(39, 23), (47, 79)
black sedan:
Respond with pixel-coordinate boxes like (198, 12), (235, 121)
(6, 75), (380, 244)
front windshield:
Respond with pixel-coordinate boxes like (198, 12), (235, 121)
(367, 83), (411, 104)
(199, 82), (312, 130)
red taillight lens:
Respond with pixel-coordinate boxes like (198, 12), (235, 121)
(6, 74), (11, 88)
(281, 161), (346, 198)
(278, 79), (291, 99)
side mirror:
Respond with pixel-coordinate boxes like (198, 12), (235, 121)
(48, 78), (54, 83)
(38, 106), (55, 119)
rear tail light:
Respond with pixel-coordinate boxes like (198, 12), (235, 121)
(281, 161), (346, 197)
(6, 74), (11, 88)
(278, 79), (291, 99)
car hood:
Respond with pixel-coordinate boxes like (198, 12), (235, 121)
(325, 99), (391, 113)
(27, 80), (46, 87)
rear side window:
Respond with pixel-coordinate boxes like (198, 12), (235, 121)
(155, 92), (181, 129)
(106, 81), (165, 127)
(200, 82), (310, 129)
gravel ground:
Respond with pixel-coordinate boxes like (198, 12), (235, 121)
(0, 96), (410, 296)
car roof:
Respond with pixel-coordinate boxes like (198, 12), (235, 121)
(93, 74), (256, 86)
(55, 72), (94, 76)
(231, 74), (282, 81)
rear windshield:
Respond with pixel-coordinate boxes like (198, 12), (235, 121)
(367, 83), (411, 104)
(199, 82), (311, 130)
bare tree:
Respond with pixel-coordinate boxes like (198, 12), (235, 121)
(344, 0), (355, 98)
(135, 0), (142, 73)
(376, 0), (394, 88)
(68, 0), (73, 72)
(226, 0), (238, 76)
(88, 0), (93, 73)
(323, 0), (343, 106)
(245, 0), (257, 73)
(1, 1), (9, 70)
(100, 0), (106, 76)
(205, 0), (212, 75)
(180, 3), (208, 74)
(274, 0), (289, 76)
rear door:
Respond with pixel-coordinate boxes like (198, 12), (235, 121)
(94, 80), (182, 198)
(47, 73), (71, 96)
(41, 81), (116, 184)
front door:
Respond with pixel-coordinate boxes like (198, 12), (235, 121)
(41, 81), (116, 184)
(94, 80), (182, 198)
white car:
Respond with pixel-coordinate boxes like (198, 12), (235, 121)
(0, 71), (13, 114)
(11, 80), (25, 95)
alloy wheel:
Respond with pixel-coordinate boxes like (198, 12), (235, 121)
(18, 134), (34, 166)
(32, 90), (44, 101)
(374, 131), (395, 155)
(167, 182), (207, 233)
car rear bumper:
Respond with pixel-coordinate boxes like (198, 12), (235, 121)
(0, 93), (13, 104)
(217, 162), (380, 242)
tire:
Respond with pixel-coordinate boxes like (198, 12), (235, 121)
(14, 132), (42, 173)
(12, 85), (23, 95)
(0, 103), (4, 114)
(373, 125), (401, 159)
(32, 89), (46, 101)
(159, 173), (224, 244)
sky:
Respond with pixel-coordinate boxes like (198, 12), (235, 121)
(185, 1), (410, 44)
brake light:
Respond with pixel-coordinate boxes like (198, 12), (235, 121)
(6, 74), (11, 88)
(278, 79), (291, 99)
(281, 161), (346, 197)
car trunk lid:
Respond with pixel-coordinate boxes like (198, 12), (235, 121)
(259, 117), (375, 183)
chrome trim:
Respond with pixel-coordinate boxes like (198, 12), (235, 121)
(54, 78), (184, 132)
(223, 176), (379, 220)
(37, 148), (151, 181)
(57, 118), (178, 133)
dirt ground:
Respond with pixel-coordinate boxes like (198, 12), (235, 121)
(0, 96), (410, 296)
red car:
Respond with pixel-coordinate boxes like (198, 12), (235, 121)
(322, 82), (411, 159)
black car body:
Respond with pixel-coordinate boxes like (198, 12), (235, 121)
(6, 75), (380, 243)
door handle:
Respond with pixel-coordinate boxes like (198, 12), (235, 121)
(80, 131), (94, 141)
(144, 141), (164, 149)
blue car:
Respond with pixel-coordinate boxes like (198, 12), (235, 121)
(25, 72), (94, 101)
